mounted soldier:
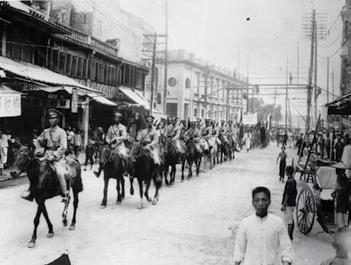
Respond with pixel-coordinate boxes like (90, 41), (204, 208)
(171, 119), (186, 156)
(94, 111), (127, 178)
(136, 115), (161, 165)
(21, 109), (71, 203)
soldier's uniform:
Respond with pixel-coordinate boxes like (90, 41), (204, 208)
(105, 122), (128, 159)
(137, 119), (161, 165)
(184, 122), (202, 152)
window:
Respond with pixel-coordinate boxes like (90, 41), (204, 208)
(194, 108), (197, 117)
(97, 20), (103, 37)
(185, 78), (191, 88)
(201, 109), (204, 118)
(168, 77), (177, 87)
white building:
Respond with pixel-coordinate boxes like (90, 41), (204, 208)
(155, 50), (246, 121)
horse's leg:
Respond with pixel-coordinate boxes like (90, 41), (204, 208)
(181, 158), (186, 182)
(144, 176), (152, 202)
(196, 156), (201, 176)
(101, 177), (109, 208)
(116, 177), (122, 204)
(40, 202), (54, 238)
(69, 190), (79, 230)
(137, 177), (144, 209)
(164, 163), (170, 186)
(171, 164), (176, 184)
(187, 157), (193, 179)
(152, 166), (162, 205)
(28, 203), (42, 248)
(121, 176), (125, 199)
(129, 176), (134, 195)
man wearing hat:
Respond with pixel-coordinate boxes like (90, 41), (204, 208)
(165, 117), (177, 138)
(171, 119), (186, 155)
(184, 120), (202, 153)
(21, 109), (70, 202)
(136, 115), (161, 165)
(94, 111), (127, 177)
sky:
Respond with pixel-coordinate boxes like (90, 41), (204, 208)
(118, 0), (345, 124)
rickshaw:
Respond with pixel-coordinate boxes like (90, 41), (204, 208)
(295, 112), (351, 235)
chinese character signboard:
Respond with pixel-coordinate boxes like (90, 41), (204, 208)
(0, 86), (21, 117)
(71, 88), (78, 113)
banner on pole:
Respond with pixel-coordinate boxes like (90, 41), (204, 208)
(243, 112), (258, 125)
(71, 88), (78, 113)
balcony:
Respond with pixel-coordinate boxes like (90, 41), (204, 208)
(54, 23), (120, 58)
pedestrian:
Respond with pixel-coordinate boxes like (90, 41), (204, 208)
(281, 165), (297, 240)
(320, 227), (351, 265)
(84, 139), (95, 171)
(243, 131), (251, 152)
(335, 137), (345, 162)
(233, 186), (293, 265)
(1, 129), (11, 169)
(332, 166), (350, 228)
(277, 145), (287, 182)
(282, 131), (288, 147)
(73, 128), (82, 158)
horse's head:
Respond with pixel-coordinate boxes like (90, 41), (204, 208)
(14, 143), (36, 171)
(99, 144), (112, 166)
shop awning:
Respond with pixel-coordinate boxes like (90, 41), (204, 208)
(118, 86), (149, 110)
(325, 92), (351, 115)
(0, 84), (21, 117)
(0, 56), (101, 94)
(88, 94), (117, 106)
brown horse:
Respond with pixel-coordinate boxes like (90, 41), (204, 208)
(97, 144), (126, 208)
(129, 142), (162, 209)
(15, 144), (83, 248)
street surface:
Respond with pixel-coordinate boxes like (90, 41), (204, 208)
(0, 144), (335, 265)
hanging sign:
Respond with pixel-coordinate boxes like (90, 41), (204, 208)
(0, 94), (21, 117)
(71, 88), (78, 113)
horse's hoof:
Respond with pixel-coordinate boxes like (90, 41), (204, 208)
(63, 220), (68, 227)
(47, 232), (54, 238)
(69, 225), (75, 231)
(137, 203), (144, 209)
(116, 200), (121, 205)
(181, 179), (184, 183)
(100, 205), (106, 209)
(152, 199), (158, 205)
(28, 242), (35, 248)
(146, 198), (152, 203)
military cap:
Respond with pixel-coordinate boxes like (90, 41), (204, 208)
(190, 120), (197, 124)
(114, 111), (123, 118)
(47, 108), (63, 118)
(145, 115), (155, 122)
(171, 116), (178, 121)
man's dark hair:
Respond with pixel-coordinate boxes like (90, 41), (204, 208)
(252, 186), (271, 200)
(285, 165), (294, 176)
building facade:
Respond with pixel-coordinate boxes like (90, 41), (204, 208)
(0, 0), (151, 145)
(155, 50), (246, 121)
(341, 0), (351, 96)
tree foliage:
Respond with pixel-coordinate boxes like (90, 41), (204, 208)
(247, 97), (283, 123)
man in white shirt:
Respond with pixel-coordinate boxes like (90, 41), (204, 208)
(233, 186), (293, 265)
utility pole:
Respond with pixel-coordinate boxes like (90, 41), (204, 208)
(285, 58), (288, 130)
(326, 57), (330, 103)
(149, 33), (157, 114)
(306, 9), (316, 130)
(297, 41), (300, 84)
(314, 29), (318, 127)
(163, 0), (168, 114)
(332, 68), (335, 100)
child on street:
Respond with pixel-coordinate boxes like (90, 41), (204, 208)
(277, 146), (287, 182)
(281, 165), (297, 240)
(84, 139), (95, 171)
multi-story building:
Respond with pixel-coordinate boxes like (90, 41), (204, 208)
(0, 0), (151, 145)
(155, 50), (246, 121)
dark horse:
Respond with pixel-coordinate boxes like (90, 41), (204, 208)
(98, 144), (126, 208)
(185, 139), (202, 178)
(130, 142), (162, 209)
(15, 144), (83, 248)
(218, 134), (230, 163)
(161, 136), (187, 184)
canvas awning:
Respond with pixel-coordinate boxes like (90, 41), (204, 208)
(0, 56), (101, 94)
(0, 84), (21, 117)
(325, 92), (351, 115)
(118, 86), (149, 110)
(88, 94), (117, 106)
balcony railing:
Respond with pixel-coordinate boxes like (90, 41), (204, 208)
(54, 23), (120, 58)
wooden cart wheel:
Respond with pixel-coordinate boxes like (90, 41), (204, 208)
(296, 187), (316, 234)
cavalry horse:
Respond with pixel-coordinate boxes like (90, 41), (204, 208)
(97, 144), (126, 208)
(161, 136), (187, 184)
(129, 142), (162, 209)
(15, 144), (83, 248)
(185, 139), (202, 178)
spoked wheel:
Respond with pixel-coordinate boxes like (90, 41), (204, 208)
(296, 188), (316, 234)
